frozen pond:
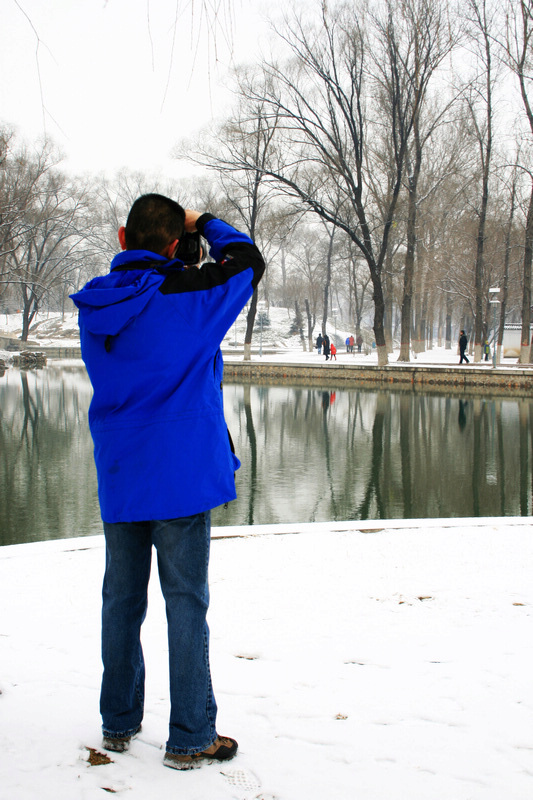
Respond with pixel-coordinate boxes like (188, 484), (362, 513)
(1, 365), (532, 545)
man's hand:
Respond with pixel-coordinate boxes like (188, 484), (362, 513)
(184, 209), (202, 233)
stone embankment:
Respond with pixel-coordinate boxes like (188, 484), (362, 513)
(223, 359), (533, 397)
(0, 335), (80, 360)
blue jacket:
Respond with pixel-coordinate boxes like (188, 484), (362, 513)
(71, 215), (265, 523)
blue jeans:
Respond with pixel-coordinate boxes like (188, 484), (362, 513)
(100, 513), (217, 754)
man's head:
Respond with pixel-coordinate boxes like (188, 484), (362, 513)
(460, 330), (465, 335)
(118, 194), (186, 256)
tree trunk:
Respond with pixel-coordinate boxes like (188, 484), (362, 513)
(398, 154), (420, 361)
(372, 275), (388, 367)
(522, 181), (533, 363)
(243, 290), (258, 361)
(384, 255), (394, 354)
(499, 177), (516, 364)
(473, 10), (493, 363)
(20, 291), (38, 342)
(305, 299), (314, 351)
(295, 300), (306, 351)
(445, 284), (452, 349)
(321, 224), (334, 335)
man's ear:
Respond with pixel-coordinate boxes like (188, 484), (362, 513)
(118, 226), (127, 251)
(162, 239), (179, 259)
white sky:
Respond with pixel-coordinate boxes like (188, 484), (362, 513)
(2, 0), (526, 184)
(1, 0), (272, 177)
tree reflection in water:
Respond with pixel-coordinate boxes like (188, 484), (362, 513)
(214, 383), (533, 527)
(1, 370), (532, 545)
(0, 367), (98, 546)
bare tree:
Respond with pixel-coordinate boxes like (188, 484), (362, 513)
(500, 0), (533, 361)
(13, 173), (92, 340)
(462, 0), (498, 361)
(87, 169), (192, 270)
(175, 97), (280, 359)
(394, 0), (457, 361)
(0, 135), (94, 338)
(285, 222), (327, 348)
(233, 1), (445, 364)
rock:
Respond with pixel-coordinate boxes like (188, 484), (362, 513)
(11, 351), (47, 369)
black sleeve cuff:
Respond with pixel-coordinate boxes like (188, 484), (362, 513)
(195, 213), (216, 235)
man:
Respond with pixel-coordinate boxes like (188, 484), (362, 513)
(71, 194), (265, 770)
(323, 333), (330, 360)
(459, 330), (469, 364)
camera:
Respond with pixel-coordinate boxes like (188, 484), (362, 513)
(175, 232), (204, 266)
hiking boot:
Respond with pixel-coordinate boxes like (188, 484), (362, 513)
(102, 724), (142, 753)
(163, 736), (238, 770)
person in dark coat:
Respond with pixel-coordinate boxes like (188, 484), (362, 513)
(323, 333), (330, 360)
(459, 330), (469, 364)
(316, 333), (323, 355)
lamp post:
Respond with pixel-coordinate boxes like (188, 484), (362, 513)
(489, 287), (500, 368)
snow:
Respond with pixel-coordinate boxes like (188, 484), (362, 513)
(1, 518), (532, 799)
(0, 312), (81, 358)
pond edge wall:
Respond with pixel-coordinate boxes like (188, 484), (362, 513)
(222, 360), (533, 397)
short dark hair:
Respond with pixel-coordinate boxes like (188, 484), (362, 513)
(124, 194), (185, 253)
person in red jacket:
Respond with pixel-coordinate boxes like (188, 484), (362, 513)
(330, 342), (337, 360)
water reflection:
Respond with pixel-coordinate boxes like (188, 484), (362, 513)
(213, 384), (533, 527)
(0, 367), (100, 546)
(1, 368), (532, 546)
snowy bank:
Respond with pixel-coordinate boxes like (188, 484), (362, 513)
(0, 310), (527, 370)
(1, 519), (532, 800)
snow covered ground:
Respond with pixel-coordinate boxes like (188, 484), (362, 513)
(1, 518), (532, 800)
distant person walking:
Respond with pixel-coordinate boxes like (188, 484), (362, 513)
(356, 334), (363, 353)
(459, 330), (469, 364)
(483, 339), (490, 362)
(345, 337), (350, 353)
(316, 333), (323, 355)
(349, 335), (354, 353)
(323, 333), (330, 361)
(330, 342), (337, 360)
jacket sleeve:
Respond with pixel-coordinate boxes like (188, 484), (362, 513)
(158, 216), (265, 346)
(160, 215), (265, 296)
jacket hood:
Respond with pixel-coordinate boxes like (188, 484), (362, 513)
(70, 251), (172, 336)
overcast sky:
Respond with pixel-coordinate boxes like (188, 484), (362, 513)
(2, 0), (272, 177)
